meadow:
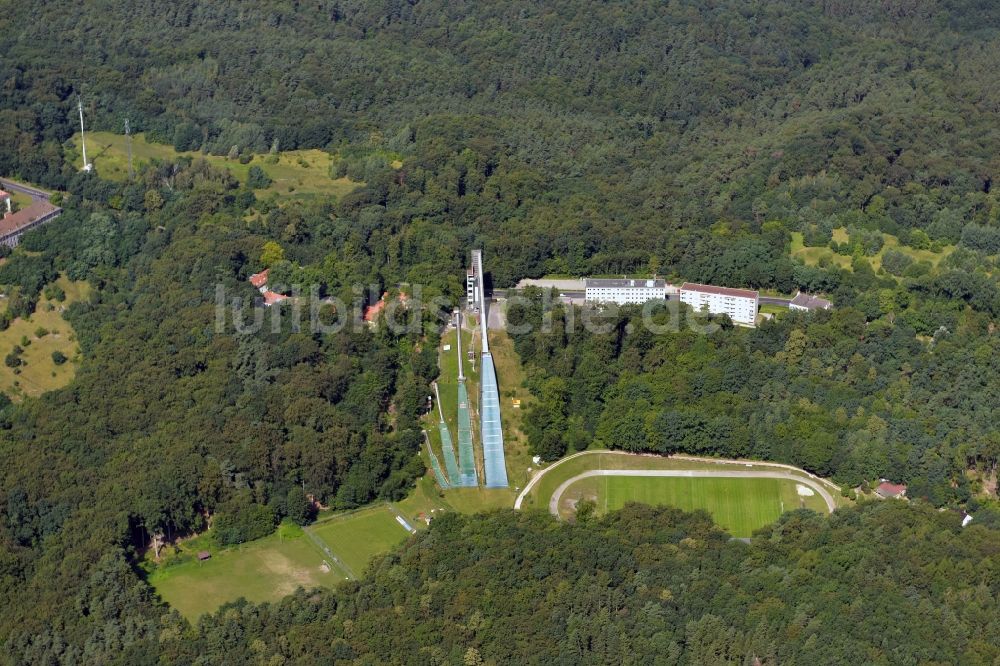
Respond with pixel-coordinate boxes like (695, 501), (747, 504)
(147, 522), (333, 621)
(147, 479), (448, 620)
(68, 132), (360, 200)
(0, 276), (90, 400)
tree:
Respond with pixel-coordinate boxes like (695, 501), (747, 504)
(260, 240), (285, 267)
(246, 165), (272, 189)
(51, 351), (67, 365)
(284, 486), (314, 525)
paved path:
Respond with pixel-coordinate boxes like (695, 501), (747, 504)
(0, 178), (51, 201)
(514, 450), (840, 510)
(547, 468), (837, 518)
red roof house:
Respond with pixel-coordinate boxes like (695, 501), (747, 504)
(875, 481), (907, 499)
(262, 290), (289, 306)
(249, 269), (269, 291)
(363, 292), (388, 322)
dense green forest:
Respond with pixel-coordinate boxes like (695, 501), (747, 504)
(1, 0), (999, 662)
(13, 503), (1000, 664)
(507, 288), (999, 504)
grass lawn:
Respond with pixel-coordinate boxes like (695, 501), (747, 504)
(309, 505), (413, 577)
(395, 475), (452, 520)
(0, 276), (90, 400)
(147, 522), (333, 621)
(789, 232), (852, 269)
(68, 132), (360, 200)
(759, 303), (786, 316)
(561, 475), (826, 537)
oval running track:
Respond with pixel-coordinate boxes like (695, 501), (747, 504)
(547, 468), (837, 518)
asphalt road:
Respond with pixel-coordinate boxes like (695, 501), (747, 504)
(0, 179), (51, 202)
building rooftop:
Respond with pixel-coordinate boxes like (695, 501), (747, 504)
(680, 282), (758, 299)
(790, 291), (832, 310)
(0, 201), (59, 239)
(363, 292), (388, 322)
(875, 481), (907, 499)
(585, 278), (665, 289)
(262, 290), (289, 306)
(249, 269), (269, 289)
(0, 190), (9, 199)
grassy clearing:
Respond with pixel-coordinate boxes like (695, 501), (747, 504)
(147, 521), (333, 621)
(560, 475), (825, 537)
(523, 452), (739, 511)
(438, 487), (515, 513)
(309, 505), (413, 576)
(790, 228), (954, 273)
(0, 276), (90, 400)
(68, 132), (360, 200)
(149, 479), (449, 621)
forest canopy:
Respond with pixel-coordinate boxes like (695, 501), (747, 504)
(0, 0), (999, 662)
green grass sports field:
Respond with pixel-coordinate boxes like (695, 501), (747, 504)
(597, 475), (815, 537)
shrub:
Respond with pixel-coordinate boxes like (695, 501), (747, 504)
(51, 351), (67, 365)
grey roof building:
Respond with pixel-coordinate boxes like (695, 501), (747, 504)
(789, 292), (832, 311)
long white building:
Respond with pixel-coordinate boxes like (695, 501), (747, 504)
(585, 278), (667, 305)
(680, 282), (758, 326)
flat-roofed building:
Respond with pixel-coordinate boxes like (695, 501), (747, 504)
(680, 282), (758, 326)
(585, 278), (667, 305)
